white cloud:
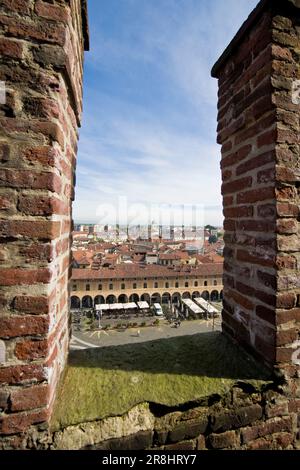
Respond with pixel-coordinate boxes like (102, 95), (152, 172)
(74, 0), (259, 226)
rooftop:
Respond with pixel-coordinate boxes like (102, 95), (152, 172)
(71, 263), (223, 280)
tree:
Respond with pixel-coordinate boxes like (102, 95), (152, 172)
(205, 224), (217, 232)
(209, 235), (217, 244)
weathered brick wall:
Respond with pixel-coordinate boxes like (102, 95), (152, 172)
(49, 387), (297, 450)
(0, 0), (88, 446)
(210, 0), (300, 445)
(212, 0), (300, 386)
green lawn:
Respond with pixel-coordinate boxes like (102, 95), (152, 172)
(51, 332), (272, 430)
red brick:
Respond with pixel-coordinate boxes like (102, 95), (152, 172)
(275, 185), (297, 201)
(276, 147), (298, 167)
(236, 219), (275, 232)
(0, 14), (66, 46)
(276, 347), (294, 363)
(221, 176), (252, 195)
(0, 316), (48, 339)
(22, 96), (60, 120)
(235, 281), (254, 297)
(257, 128), (277, 148)
(256, 305), (275, 324)
(19, 243), (53, 263)
(276, 308), (300, 325)
(236, 150), (274, 176)
(277, 128), (299, 145)
(35, 1), (70, 23)
(276, 166), (300, 183)
(0, 37), (25, 59)
(277, 218), (298, 234)
(22, 146), (58, 167)
(0, 118), (65, 149)
(276, 255), (297, 270)
(257, 167), (275, 184)
(0, 220), (61, 240)
(288, 399), (300, 413)
(237, 186), (274, 204)
(10, 384), (49, 412)
(0, 268), (51, 286)
(226, 289), (254, 311)
(222, 141), (232, 153)
(0, 194), (15, 211)
(221, 144), (252, 169)
(0, 0), (31, 14)
(209, 431), (239, 449)
(257, 203), (276, 219)
(235, 114), (275, 146)
(13, 295), (49, 315)
(271, 44), (293, 61)
(257, 270), (276, 290)
(0, 364), (47, 385)
(224, 219), (235, 231)
(224, 205), (253, 218)
(277, 202), (299, 217)
(276, 329), (298, 347)
(0, 169), (62, 193)
(237, 249), (275, 267)
(18, 195), (68, 216)
(276, 292), (297, 308)
(223, 195), (234, 207)
(0, 409), (48, 435)
(15, 340), (48, 360)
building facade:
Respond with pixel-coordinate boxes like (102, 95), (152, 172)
(70, 264), (223, 309)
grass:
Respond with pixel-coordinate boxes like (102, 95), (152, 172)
(51, 332), (272, 431)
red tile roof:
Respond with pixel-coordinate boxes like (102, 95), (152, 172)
(71, 263), (223, 280)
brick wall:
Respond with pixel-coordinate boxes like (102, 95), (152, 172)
(50, 387), (296, 450)
(0, 0), (88, 446)
(211, 0), (300, 442)
(212, 0), (300, 393)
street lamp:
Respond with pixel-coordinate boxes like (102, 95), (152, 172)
(98, 308), (102, 329)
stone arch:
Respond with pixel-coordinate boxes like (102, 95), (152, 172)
(192, 291), (200, 300)
(94, 295), (105, 306)
(182, 291), (191, 299)
(210, 290), (219, 302)
(82, 295), (93, 308)
(151, 293), (161, 304)
(141, 293), (150, 303)
(71, 296), (81, 309)
(106, 295), (117, 304)
(201, 291), (209, 301)
(162, 292), (171, 304)
(118, 294), (128, 303)
(129, 293), (139, 303)
(172, 292), (181, 305)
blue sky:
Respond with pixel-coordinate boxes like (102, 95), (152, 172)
(73, 0), (258, 226)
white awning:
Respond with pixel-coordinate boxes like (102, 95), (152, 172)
(109, 303), (124, 310)
(182, 298), (203, 314)
(137, 301), (149, 309)
(123, 302), (138, 309)
(194, 297), (219, 314)
(95, 304), (109, 311)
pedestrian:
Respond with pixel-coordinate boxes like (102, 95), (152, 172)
(136, 329), (140, 337)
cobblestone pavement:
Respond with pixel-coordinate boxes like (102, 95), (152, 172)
(71, 317), (222, 350)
